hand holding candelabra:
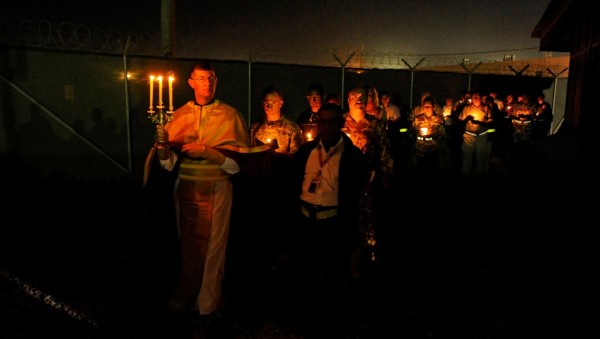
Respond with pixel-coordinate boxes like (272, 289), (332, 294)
(148, 74), (175, 126)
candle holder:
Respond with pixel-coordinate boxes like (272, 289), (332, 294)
(147, 104), (174, 126)
(147, 74), (175, 126)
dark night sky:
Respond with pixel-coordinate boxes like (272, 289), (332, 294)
(5, 0), (562, 63)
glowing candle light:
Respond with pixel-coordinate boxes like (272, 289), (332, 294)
(157, 76), (163, 107)
(306, 132), (312, 141)
(168, 76), (174, 111)
(149, 75), (155, 110)
(420, 127), (429, 136)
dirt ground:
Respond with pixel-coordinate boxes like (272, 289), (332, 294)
(1, 133), (597, 339)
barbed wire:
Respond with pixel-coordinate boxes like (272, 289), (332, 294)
(0, 18), (567, 77)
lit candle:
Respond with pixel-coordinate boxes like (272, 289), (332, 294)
(157, 76), (163, 107)
(266, 138), (271, 143)
(149, 75), (155, 110)
(306, 132), (312, 141)
(168, 76), (174, 111)
(420, 127), (429, 136)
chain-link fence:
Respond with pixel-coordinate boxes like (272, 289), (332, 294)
(0, 19), (566, 182)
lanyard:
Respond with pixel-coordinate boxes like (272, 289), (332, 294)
(314, 143), (337, 180)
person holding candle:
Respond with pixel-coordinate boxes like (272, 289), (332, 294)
(241, 85), (302, 296)
(342, 84), (394, 280)
(250, 86), (302, 155)
(143, 60), (261, 323)
(510, 93), (535, 144)
(296, 82), (325, 144)
(409, 95), (446, 176)
(408, 90), (443, 126)
(458, 90), (494, 178)
(441, 94), (455, 126)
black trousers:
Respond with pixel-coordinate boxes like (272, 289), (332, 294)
(290, 213), (351, 330)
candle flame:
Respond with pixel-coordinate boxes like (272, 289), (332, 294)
(157, 76), (163, 106)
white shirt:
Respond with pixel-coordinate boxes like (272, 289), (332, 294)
(299, 137), (344, 206)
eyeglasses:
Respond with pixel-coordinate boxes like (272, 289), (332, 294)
(189, 76), (216, 82)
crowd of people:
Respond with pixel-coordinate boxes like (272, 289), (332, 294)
(141, 59), (554, 338)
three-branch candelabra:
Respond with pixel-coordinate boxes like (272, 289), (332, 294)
(147, 74), (174, 125)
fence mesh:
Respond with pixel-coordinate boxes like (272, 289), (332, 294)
(0, 19), (567, 182)
(1, 18), (568, 76)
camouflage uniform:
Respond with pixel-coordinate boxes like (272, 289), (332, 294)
(459, 102), (493, 177)
(410, 112), (446, 171)
(510, 102), (535, 144)
(342, 113), (393, 270)
(249, 116), (302, 154)
(342, 113), (393, 182)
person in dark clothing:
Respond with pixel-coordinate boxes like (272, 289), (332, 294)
(533, 93), (553, 138)
(289, 103), (369, 337)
